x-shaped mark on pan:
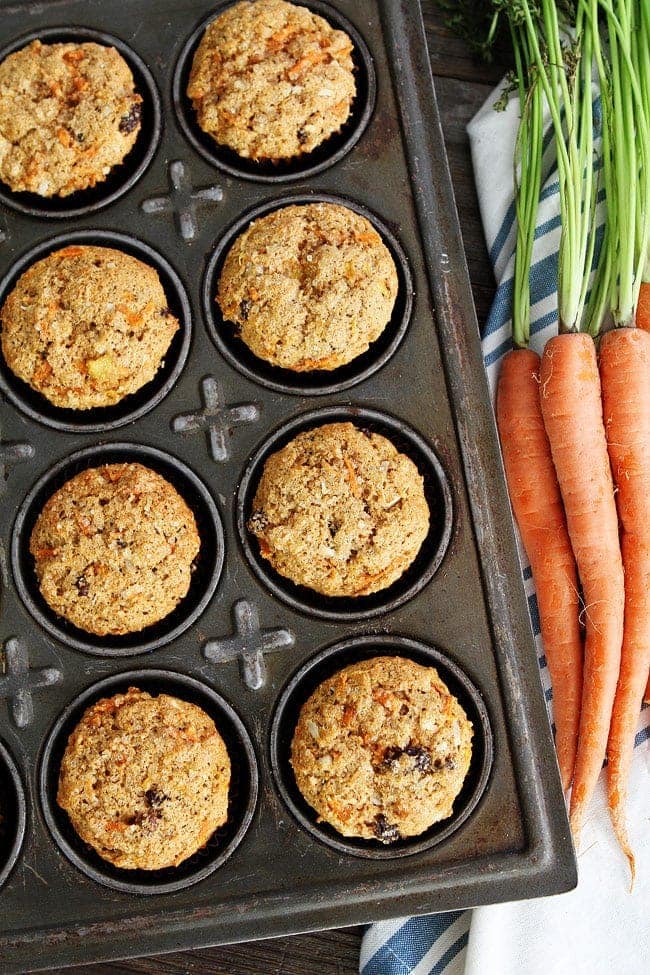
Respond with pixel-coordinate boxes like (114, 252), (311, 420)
(204, 600), (295, 691)
(0, 637), (63, 728)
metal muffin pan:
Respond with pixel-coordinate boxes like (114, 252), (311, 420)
(0, 0), (576, 971)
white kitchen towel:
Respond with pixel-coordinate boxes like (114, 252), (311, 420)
(359, 82), (650, 975)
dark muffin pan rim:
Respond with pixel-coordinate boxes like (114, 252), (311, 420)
(270, 634), (494, 859)
(11, 442), (225, 657)
(0, 24), (162, 219)
(202, 190), (414, 396)
(236, 404), (453, 621)
(0, 739), (27, 890)
(38, 668), (259, 895)
(0, 229), (193, 433)
(171, 0), (377, 183)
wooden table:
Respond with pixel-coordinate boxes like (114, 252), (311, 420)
(49, 5), (505, 973)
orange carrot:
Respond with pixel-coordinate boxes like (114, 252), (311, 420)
(645, 671), (650, 704)
(497, 348), (583, 790)
(637, 282), (650, 331)
(599, 326), (650, 878)
(539, 333), (625, 840)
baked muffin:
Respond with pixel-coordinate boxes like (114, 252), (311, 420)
(0, 40), (142, 197)
(30, 463), (200, 636)
(58, 687), (231, 870)
(0, 245), (179, 410)
(188, 0), (356, 161)
(217, 203), (398, 371)
(291, 656), (473, 842)
(248, 422), (429, 596)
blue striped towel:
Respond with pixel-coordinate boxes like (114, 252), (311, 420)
(360, 83), (650, 975)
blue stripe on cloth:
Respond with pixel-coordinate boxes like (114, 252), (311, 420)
(483, 335), (513, 368)
(489, 177), (561, 267)
(527, 593), (541, 636)
(361, 914), (464, 975)
(428, 931), (469, 975)
(484, 252), (560, 339)
(484, 307), (558, 366)
(635, 724), (650, 747)
(488, 199), (516, 267)
(486, 306), (559, 369)
(534, 186), (605, 241)
(484, 211), (606, 342)
(530, 307), (560, 335)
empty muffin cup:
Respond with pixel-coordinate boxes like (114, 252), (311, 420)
(0, 740), (27, 889)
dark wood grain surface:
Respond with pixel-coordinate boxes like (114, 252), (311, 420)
(45, 4), (502, 973)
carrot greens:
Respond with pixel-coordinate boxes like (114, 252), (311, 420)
(585, 0), (650, 331)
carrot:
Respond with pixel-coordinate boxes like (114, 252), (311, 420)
(599, 326), (650, 878)
(539, 333), (625, 840)
(637, 282), (650, 331)
(644, 671), (650, 704)
(496, 348), (582, 790)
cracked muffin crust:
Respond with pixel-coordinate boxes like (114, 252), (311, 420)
(187, 0), (356, 161)
(291, 656), (473, 842)
(57, 687), (231, 870)
(0, 245), (179, 410)
(0, 40), (142, 197)
(248, 422), (430, 597)
(30, 463), (200, 636)
(217, 202), (398, 371)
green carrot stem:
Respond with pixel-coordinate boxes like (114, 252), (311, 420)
(512, 23), (545, 348)
(587, 0), (650, 328)
(584, 0), (614, 336)
(521, 1), (598, 332)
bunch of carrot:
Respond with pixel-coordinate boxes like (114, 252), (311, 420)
(441, 0), (649, 878)
(500, 0), (648, 876)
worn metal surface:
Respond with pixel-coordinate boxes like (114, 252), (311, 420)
(0, 1), (576, 971)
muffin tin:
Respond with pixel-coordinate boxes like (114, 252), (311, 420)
(0, 0), (576, 971)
